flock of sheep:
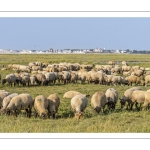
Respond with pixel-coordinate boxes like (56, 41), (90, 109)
(1, 60), (150, 87)
(1, 60), (150, 119)
(0, 85), (150, 119)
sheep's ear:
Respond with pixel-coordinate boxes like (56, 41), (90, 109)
(85, 94), (90, 98)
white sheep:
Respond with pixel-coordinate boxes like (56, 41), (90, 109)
(0, 93), (18, 114)
(91, 91), (107, 113)
(63, 91), (81, 99)
(105, 88), (118, 110)
(6, 93), (34, 117)
(0, 91), (10, 108)
(47, 94), (60, 118)
(71, 94), (88, 119)
(34, 95), (49, 119)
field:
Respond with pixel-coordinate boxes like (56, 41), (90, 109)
(0, 53), (150, 133)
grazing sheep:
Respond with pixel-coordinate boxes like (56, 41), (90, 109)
(78, 74), (86, 84)
(143, 91), (150, 110)
(130, 90), (146, 111)
(34, 95), (49, 119)
(119, 87), (142, 109)
(34, 73), (47, 86)
(47, 94), (60, 118)
(61, 71), (71, 84)
(6, 93), (34, 117)
(29, 75), (36, 86)
(91, 91), (107, 113)
(0, 93), (18, 114)
(145, 75), (150, 87)
(126, 75), (145, 86)
(122, 61), (129, 66)
(105, 88), (118, 110)
(0, 91), (10, 108)
(2, 74), (17, 87)
(63, 91), (81, 99)
(108, 61), (115, 65)
(71, 94), (88, 119)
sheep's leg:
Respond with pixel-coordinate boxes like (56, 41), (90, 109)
(135, 102), (139, 111)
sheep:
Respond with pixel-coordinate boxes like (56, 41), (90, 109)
(70, 72), (78, 83)
(6, 93), (34, 117)
(0, 91), (10, 108)
(29, 75), (36, 86)
(145, 75), (150, 87)
(61, 71), (71, 84)
(20, 73), (30, 86)
(2, 74), (17, 87)
(122, 61), (129, 66)
(108, 61), (115, 65)
(34, 73), (47, 86)
(34, 95), (49, 119)
(91, 91), (107, 113)
(0, 93), (18, 114)
(126, 75), (145, 86)
(119, 87), (142, 109)
(143, 91), (150, 110)
(45, 72), (57, 85)
(47, 94), (60, 118)
(105, 88), (118, 110)
(71, 94), (88, 119)
(63, 91), (81, 99)
(130, 90), (146, 111)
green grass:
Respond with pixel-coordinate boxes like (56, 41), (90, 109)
(0, 54), (150, 133)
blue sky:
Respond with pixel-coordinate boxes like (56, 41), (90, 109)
(0, 17), (150, 50)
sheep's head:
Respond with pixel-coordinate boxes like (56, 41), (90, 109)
(75, 112), (84, 120)
(6, 108), (14, 116)
(107, 101), (115, 110)
(119, 98), (126, 109)
(40, 112), (47, 119)
(2, 79), (6, 85)
(94, 106), (101, 113)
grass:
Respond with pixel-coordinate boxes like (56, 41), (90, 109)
(0, 53), (150, 133)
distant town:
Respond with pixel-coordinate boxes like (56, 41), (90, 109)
(0, 48), (150, 54)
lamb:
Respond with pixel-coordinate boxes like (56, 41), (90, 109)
(119, 87), (142, 109)
(6, 93), (34, 117)
(47, 94), (60, 118)
(63, 91), (81, 99)
(71, 94), (88, 119)
(34, 95), (49, 119)
(0, 93), (18, 114)
(105, 88), (118, 110)
(91, 91), (107, 113)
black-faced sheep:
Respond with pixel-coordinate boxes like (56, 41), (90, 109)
(119, 87), (142, 109)
(2, 74), (17, 87)
(105, 88), (118, 110)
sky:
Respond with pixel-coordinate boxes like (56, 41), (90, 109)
(0, 17), (150, 51)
